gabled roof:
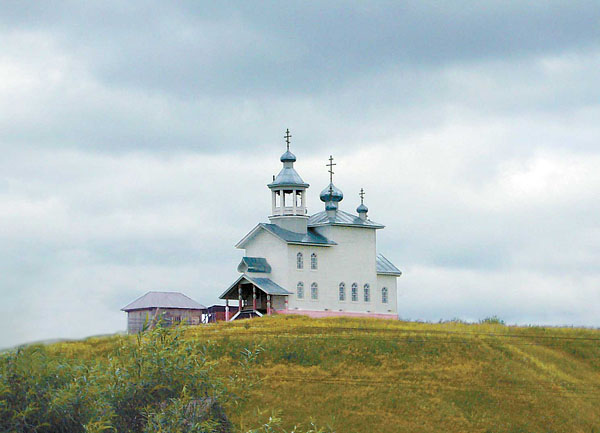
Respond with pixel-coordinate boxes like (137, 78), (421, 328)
(308, 209), (385, 229)
(237, 257), (272, 273)
(219, 274), (292, 299)
(236, 223), (336, 249)
(121, 291), (206, 312)
(376, 254), (402, 276)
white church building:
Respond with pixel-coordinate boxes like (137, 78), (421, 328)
(220, 130), (401, 321)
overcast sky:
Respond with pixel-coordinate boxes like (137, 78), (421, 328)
(1, 1), (599, 348)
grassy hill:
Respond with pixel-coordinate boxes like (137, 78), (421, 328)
(6, 315), (600, 432)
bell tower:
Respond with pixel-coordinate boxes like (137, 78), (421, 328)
(267, 129), (309, 234)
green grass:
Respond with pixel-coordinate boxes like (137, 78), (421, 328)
(7, 315), (600, 432)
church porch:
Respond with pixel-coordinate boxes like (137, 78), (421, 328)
(219, 275), (292, 321)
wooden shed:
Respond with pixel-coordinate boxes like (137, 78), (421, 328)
(121, 291), (207, 334)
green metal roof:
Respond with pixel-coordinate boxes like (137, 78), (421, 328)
(236, 223), (336, 248)
(308, 209), (384, 229)
(376, 254), (402, 276)
(219, 274), (292, 299)
(238, 257), (272, 273)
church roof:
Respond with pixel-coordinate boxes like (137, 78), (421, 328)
(268, 166), (309, 188)
(238, 257), (272, 273)
(121, 291), (206, 312)
(308, 209), (385, 229)
(376, 254), (402, 276)
(280, 150), (297, 162)
(219, 274), (292, 299)
(236, 223), (337, 248)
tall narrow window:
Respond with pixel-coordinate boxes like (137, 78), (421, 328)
(311, 282), (318, 300)
(297, 252), (303, 269)
(351, 283), (358, 302)
(311, 253), (318, 270)
(339, 282), (346, 301)
(364, 283), (370, 302)
(297, 282), (304, 299)
(382, 287), (388, 304)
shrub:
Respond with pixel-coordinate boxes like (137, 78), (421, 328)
(0, 323), (230, 433)
(479, 316), (505, 325)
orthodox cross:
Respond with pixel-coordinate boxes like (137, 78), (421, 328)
(327, 155), (336, 184)
(284, 129), (292, 151)
(359, 188), (365, 204)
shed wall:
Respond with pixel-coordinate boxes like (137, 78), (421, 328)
(126, 308), (203, 334)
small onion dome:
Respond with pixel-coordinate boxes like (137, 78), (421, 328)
(280, 150), (297, 163)
(320, 183), (344, 203)
(357, 203), (368, 213)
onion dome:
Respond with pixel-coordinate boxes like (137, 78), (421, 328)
(356, 203), (368, 213)
(280, 150), (296, 163)
(320, 183), (343, 203)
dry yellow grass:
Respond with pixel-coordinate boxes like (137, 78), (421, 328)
(51, 315), (600, 432)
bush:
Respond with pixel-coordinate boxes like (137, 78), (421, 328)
(0, 323), (230, 433)
(0, 322), (330, 433)
(479, 316), (505, 325)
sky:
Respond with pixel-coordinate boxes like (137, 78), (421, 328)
(1, 1), (599, 348)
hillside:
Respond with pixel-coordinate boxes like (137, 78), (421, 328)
(7, 315), (600, 432)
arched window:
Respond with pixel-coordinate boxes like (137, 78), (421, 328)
(297, 282), (304, 299)
(297, 252), (303, 269)
(351, 283), (358, 302)
(339, 282), (346, 301)
(382, 287), (388, 304)
(311, 282), (318, 300)
(364, 283), (370, 302)
(311, 253), (318, 270)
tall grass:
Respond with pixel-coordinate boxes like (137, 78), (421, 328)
(3, 315), (600, 432)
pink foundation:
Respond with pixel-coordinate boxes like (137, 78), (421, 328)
(276, 309), (398, 320)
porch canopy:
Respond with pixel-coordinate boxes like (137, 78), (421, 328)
(219, 274), (291, 317)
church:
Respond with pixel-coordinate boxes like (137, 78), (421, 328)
(219, 130), (402, 321)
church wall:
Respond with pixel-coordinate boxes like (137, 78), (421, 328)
(376, 274), (398, 315)
(243, 229), (288, 287)
(268, 215), (308, 233)
(286, 225), (395, 316)
(271, 295), (286, 310)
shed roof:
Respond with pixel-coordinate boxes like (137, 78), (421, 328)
(376, 254), (403, 276)
(308, 209), (385, 229)
(121, 291), (207, 312)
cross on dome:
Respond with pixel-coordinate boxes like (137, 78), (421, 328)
(279, 128), (297, 163)
(327, 155), (336, 185)
(357, 187), (368, 216)
(320, 155), (343, 208)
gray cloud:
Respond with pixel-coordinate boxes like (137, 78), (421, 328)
(1, 1), (599, 348)
(4, 1), (599, 96)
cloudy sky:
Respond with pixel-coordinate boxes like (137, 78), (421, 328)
(1, 1), (599, 348)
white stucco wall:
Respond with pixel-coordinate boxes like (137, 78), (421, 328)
(285, 225), (397, 315)
(240, 223), (399, 317)
(243, 229), (288, 284)
(376, 274), (398, 315)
